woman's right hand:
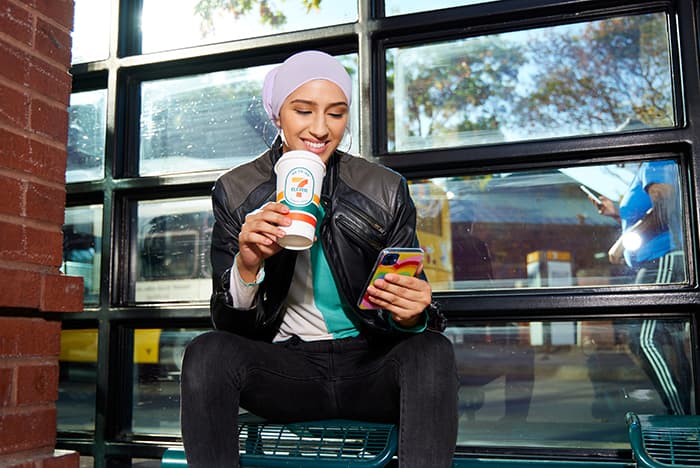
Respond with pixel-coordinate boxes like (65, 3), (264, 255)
(237, 202), (291, 282)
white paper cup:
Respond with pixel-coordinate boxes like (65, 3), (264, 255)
(274, 150), (326, 250)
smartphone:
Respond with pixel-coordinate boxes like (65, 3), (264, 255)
(580, 185), (603, 206)
(357, 248), (424, 310)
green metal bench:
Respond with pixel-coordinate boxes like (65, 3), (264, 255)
(626, 412), (700, 467)
(162, 415), (398, 467)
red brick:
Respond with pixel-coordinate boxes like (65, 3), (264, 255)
(34, 0), (73, 31)
(25, 226), (63, 267)
(0, 175), (23, 217)
(2, 459), (35, 468)
(16, 364), (58, 405)
(42, 450), (80, 468)
(0, 38), (29, 86)
(0, 317), (60, 357)
(0, 0), (33, 46)
(0, 268), (40, 310)
(14, 0), (36, 8)
(27, 140), (67, 185)
(0, 82), (30, 129)
(28, 55), (72, 104)
(0, 223), (62, 267)
(0, 130), (66, 184)
(40, 274), (83, 313)
(0, 221), (25, 263)
(25, 182), (65, 225)
(29, 99), (68, 143)
(0, 407), (55, 454)
(0, 127), (30, 160)
(0, 368), (13, 406)
(34, 17), (71, 65)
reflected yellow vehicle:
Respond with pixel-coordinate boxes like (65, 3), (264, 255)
(60, 329), (161, 364)
(59, 328), (197, 382)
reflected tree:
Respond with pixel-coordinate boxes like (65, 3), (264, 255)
(393, 38), (524, 143)
(512, 14), (673, 132)
(195, 0), (322, 28)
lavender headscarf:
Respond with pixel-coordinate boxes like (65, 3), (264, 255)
(262, 50), (352, 127)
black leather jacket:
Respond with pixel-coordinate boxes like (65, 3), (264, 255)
(209, 144), (444, 341)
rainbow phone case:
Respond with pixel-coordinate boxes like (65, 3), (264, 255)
(357, 248), (424, 310)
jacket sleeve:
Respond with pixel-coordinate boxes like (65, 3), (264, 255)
(210, 180), (270, 335)
(208, 172), (286, 341)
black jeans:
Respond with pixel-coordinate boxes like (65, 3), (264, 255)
(180, 330), (459, 467)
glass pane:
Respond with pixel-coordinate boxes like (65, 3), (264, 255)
(139, 54), (358, 176)
(67, 90), (107, 183)
(449, 318), (694, 449)
(62, 205), (102, 304)
(71, 0), (111, 64)
(58, 329), (97, 432)
(132, 328), (206, 435)
(135, 198), (214, 302)
(388, 13), (674, 152)
(412, 158), (687, 291)
(386, 0), (500, 16)
(141, 0), (357, 54)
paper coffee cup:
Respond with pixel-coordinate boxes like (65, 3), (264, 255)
(274, 150), (326, 250)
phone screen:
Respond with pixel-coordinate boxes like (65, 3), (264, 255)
(357, 248), (423, 310)
(580, 185), (602, 205)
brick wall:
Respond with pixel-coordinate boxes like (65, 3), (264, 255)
(1, 0), (82, 466)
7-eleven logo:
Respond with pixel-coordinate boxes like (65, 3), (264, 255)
(291, 177), (309, 197)
(284, 167), (314, 206)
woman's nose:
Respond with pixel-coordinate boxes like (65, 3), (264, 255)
(310, 114), (329, 137)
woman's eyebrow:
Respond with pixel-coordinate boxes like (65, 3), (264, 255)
(289, 99), (348, 108)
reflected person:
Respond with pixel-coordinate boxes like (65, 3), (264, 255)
(180, 50), (459, 467)
(587, 159), (690, 415)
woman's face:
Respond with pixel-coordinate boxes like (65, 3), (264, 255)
(277, 79), (349, 164)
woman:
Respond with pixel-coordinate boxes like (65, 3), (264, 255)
(180, 50), (459, 467)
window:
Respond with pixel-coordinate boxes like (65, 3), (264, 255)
(385, 0), (501, 16)
(140, 0), (358, 54)
(62, 205), (102, 304)
(132, 328), (206, 435)
(134, 197), (213, 302)
(388, 13), (674, 152)
(411, 158), (688, 291)
(449, 318), (694, 449)
(67, 90), (107, 183)
(71, 0), (111, 64)
(58, 328), (97, 433)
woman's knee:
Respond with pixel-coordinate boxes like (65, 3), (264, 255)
(395, 331), (457, 375)
(181, 331), (243, 388)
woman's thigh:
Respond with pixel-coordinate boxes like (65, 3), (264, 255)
(183, 331), (335, 421)
(332, 331), (457, 422)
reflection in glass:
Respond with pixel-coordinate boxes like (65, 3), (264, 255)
(411, 159), (687, 291)
(448, 318), (693, 449)
(132, 328), (205, 435)
(71, 0), (111, 64)
(58, 329), (97, 433)
(385, 0), (500, 16)
(141, 0), (357, 54)
(135, 198), (213, 302)
(62, 205), (102, 304)
(388, 13), (674, 152)
(67, 90), (107, 183)
(139, 55), (358, 176)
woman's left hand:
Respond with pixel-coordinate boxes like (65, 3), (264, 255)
(365, 266), (432, 328)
